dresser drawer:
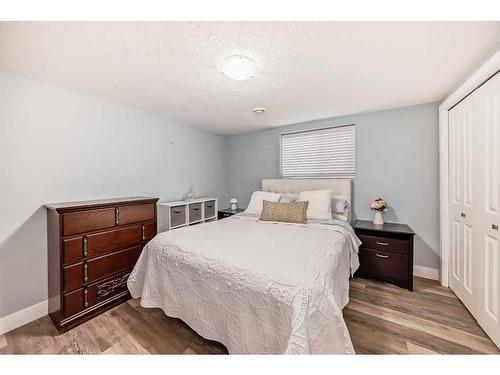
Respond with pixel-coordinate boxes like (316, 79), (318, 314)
(358, 248), (408, 282)
(170, 205), (186, 227)
(358, 234), (409, 255)
(63, 288), (84, 318)
(204, 200), (216, 218)
(63, 262), (84, 292)
(142, 221), (156, 241)
(63, 272), (130, 318)
(189, 203), (202, 223)
(63, 246), (141, 291)
(87, 246), (142, 283)
(118, 203), (155, 225)
(87, 271), (130, 307)
(86, 225), (142, 258)
(62, 237), (85, 264)
(63, 208), (116, 236)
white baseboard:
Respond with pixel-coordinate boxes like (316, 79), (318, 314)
(413, 265), (439, 281)
(0, 300), (48, 336)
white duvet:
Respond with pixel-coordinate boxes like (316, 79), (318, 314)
(127, 214), (361, 354)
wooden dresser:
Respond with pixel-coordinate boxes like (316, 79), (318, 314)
(354, 220), (415, 291)
(45, 196), (159, 332)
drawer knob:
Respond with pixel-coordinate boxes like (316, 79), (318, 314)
(375, 253), (389, 259)
(376, 241), (389, 246)
(461, 212), (466, 218)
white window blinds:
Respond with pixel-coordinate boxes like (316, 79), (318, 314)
(280, 125), (356, 178)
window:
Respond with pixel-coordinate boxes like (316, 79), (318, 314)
(280, 125), (356, 178)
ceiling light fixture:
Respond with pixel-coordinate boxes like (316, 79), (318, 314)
(221, 55), (256, 80)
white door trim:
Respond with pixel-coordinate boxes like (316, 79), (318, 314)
(439, 49), (500, 287)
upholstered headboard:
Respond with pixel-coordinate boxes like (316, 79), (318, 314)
(261, 178), (353, 223)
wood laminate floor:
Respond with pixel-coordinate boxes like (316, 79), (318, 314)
(1, 277), (498, 354)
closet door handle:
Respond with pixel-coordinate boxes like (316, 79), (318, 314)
(493, 224), (498, 231)
(376, 253), (389, 259)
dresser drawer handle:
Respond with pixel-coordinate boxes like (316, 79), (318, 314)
(207, 204), (213, 208)
(376, 253), (389, 259)
(191, 207), (200, 211)
(84, 288), (88, 308)
(376, 241), (389, 246)
(83, 263), (88, 283)
(142, 224), (146, 240)
(115, 207), (120, 225)
(173, 209), (182, 214)
(82, 236), (88, 257)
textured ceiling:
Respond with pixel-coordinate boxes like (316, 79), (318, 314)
(1, 21), (499, 134)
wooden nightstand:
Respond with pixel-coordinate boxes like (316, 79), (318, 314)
(218, 208), (245, 219)
(354, 220), (415, 291)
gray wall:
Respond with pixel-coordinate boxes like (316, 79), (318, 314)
(228, 103), (439, 269)
(0, 70), (230, 318)
(0, 70), (440, 319)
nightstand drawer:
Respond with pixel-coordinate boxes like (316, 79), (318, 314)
(358, 234), (409, 255)
(219, 212), (232, 219)
(358, 248), (408, 282)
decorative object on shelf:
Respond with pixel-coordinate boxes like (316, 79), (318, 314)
(184, 185), (196, 201)
(370, 198), (388, 225)
(230, 198), (238, 211)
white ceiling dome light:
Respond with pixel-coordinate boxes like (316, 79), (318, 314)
(221, 55), (256, 80)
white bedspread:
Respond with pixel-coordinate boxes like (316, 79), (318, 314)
(127, 215), (360, 354)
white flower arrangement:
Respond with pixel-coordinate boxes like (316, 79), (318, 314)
(370, 198), (388, 213)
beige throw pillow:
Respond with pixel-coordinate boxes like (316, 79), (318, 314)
(259, 200), (309, 224)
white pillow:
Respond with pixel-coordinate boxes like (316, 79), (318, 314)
(245, 191), (282, 215)
(331, 195), (349, 221)
(299, 189), (333, 220)
(279, 193), (299, 203)
(332, 197), (348, 214)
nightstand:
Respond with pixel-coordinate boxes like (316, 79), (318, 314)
(218, 208), (245, 220)
(354, 220), (415, 291)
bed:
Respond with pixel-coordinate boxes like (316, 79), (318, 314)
(127, 178), (360, 354)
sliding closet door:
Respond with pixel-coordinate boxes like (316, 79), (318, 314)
(449, 91), (478, 316)
(476, 74), (500, 346)
(449, 72), (500, 347)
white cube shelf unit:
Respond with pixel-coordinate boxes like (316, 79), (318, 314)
(158, 197), (218, 232)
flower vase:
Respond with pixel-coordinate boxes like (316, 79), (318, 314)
(373, 211), (384, 225)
